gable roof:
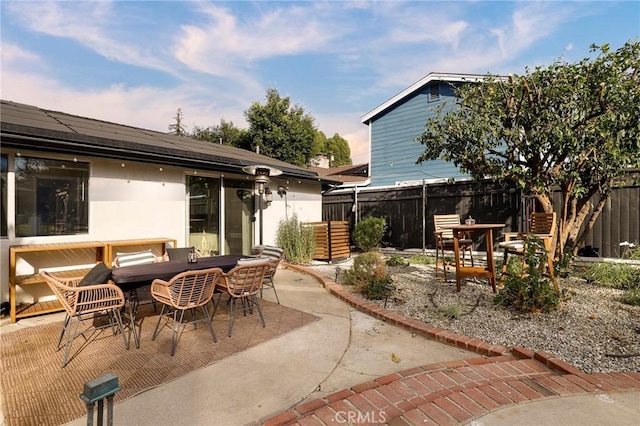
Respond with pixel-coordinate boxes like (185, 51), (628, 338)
(360, 72), (487, 124)
(309, 163), (370, 187)
(0, 100), (336, 183)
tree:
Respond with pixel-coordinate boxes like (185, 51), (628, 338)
(314, 131), (353, 167)
(191, 119), (248, 148)
(168, 107), (187, 136)
(417, 41), (640, 258)
(244, 88), (317, 166)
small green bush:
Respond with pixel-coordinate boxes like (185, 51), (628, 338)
(352, 217), (386, 252)
(409, 254), (436, 265)
(582, 260), (640, 307)
(441, 304), (463, 319)
(494, 235), (566, 313)
(620, 289), (640, 306)
(583, 262), (640, 290)
(386, 254), (409, 266)
(276, 214), (315, 264)
(343, 252), (394, 300)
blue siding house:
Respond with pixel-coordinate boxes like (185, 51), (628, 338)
(361, 73), (487, 188)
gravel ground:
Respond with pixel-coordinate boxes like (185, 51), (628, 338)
(307, 257), (640, 374)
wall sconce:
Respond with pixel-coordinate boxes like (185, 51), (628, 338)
(264, 188), (273, 206)
(277, 185), (288, 197)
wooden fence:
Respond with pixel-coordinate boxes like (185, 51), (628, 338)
(322, 174), (640, 258)
(305, 221), (351, 262)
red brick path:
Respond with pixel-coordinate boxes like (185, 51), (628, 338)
(259, 265), (640, 426)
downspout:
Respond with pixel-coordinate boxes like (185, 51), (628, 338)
(353, 185), (359, 225)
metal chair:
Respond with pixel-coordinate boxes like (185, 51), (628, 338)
(433, 214), (474, 281)
(151, 267), (222, 355)
(251, 245), (284, 304)
(499, 212), (558, 288)
(212, 260), (270, 337)
(41, 271), (129, 367)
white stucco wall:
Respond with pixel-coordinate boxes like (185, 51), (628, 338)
(260, 178), (323, 246)
(0, 151), (323, 306)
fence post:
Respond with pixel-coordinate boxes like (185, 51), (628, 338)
(80, 373), (120, 426)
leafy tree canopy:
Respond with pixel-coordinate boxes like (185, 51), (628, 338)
(244, 88), (317, 167)
(191, 119), (249, 148)
(417, 40), (640, 257)
(181, 90), (353, 167)
(314, 131), (353, 167)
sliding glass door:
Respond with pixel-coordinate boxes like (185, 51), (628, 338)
(224, 179), (254, 255)
(187, 176), (220, 256)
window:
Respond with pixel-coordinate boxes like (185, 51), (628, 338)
(15, 157), (89, 237)
(1, 154), (7, 237)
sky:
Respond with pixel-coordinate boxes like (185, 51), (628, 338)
(1, 1), (638, 165)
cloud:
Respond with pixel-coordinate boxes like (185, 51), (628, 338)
(5, 0), (178, 75)
(173, 2), (345, 77)
(315, 112), (370, 164)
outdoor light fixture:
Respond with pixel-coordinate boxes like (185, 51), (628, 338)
(277, 185), (288, 197)
(264, 188), (273, 206)
(242, 165), (283, 244)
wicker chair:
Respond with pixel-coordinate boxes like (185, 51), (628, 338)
(251, 245), (284, 304)
(433, 214), (474, 281)
(151, 267), (222, 356)
(41, 271), (129, 368)
(212, 260), (270, 337)
(499, 212), (558, 287)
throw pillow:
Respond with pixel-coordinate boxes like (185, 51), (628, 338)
(166, 247), (195, 262)
(237, 257), (270, 265)
(79, 262), (112, 286)
(116, 249), (156, 267)
(261, 246), (284, 260)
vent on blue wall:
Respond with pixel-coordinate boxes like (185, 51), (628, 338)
(429, 83), (440, 102)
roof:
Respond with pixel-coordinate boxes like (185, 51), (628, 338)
(0, 100), (336, 183)
(360, 72), (488, 123)
(310, 163), (370, 187)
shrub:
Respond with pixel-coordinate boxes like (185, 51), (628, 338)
(441, 303), (463, 319)
(583, 262), (640, 290)
(352, 217), (386, 252)
(620, 289), (640, 306)
(582, 261), (640, 307)
(343, 252), (394, 300)
(409, 254), (436, 265)
(494, 235), (566, 313)
(276, 214), (315, 264)
(386, 254), (409, 267)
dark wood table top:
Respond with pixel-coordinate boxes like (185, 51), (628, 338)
(111, 254), (245, 290)
(444, 223), (505, 231)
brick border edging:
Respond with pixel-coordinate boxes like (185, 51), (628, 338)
(260, 264), (640, 426)
(282, 263), (582, 374)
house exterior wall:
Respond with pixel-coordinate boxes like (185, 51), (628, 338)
(260, 178), (322, 247)
(368, 82), (468, 188)
(0, 149), (321, 304)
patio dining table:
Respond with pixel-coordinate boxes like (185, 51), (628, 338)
(110, 254), (245, 348)
(443, 223), (505, 293)
(111, 254), (244, 289)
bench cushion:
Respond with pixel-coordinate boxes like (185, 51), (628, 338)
(79, 262), (112, 286)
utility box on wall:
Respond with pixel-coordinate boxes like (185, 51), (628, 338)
(305, 221), (350, 263)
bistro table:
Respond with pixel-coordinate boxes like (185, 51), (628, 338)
(445, 223), (505, 293)
(111, 254), (245, 347)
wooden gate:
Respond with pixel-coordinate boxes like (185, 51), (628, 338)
(305, 221), (350, 262)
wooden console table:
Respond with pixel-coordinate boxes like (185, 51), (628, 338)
(8, 237), (177, 322)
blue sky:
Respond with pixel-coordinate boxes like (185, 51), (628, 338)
(1, 1), (638, 164)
